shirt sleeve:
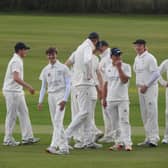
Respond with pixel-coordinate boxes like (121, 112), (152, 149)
(39, 68), (45, 81)
(159, 76), (167, 87)
(99, 58), (106, 74)
(68, 51), (76, 64)
(148, 56), (158, 72)
(63, 77), (71, 102)
(159, 59), (168, 74)
(63, 65), (71, 101)
(159, 60), (168, 86)
(38, 79), (47, 104)
(11, 61), (21, 74)
(64, 65), (71, 78)
(93, 58), (100, 86)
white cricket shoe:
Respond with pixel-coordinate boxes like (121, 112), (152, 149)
(86, 142), (103, 149)
(74, 142), (85, 149)
(94, 133), (104, 142)
(55, 150), (70, 155)
(162, 139), (168, 144)
(46, 146), (57, 154)
(22, 137), (40, 145)
(137, 141), (157, 147)
(98, 136), (113, 143)
(3, 140), (20, 146)
(137, 141), (149, 147)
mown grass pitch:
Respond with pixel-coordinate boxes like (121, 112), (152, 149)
(0, 14), (168, 168)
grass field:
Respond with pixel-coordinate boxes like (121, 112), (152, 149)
(0, 14), (168, 168)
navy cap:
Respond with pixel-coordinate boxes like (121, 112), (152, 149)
(133, 39), (146, 45)
(15, 42), (30, 52)
(111, 48), (122, 56)
(88, 32), (99, 40)
(96, 40), (109, 49)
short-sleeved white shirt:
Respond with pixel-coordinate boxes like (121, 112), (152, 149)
(39, 61), (70, 93)
(3, 53), (23, 93)
(89, 55), (100, 99)
(133, 51), (158, 86)
(91, 54), (99, 86)
(104, 62), (131, 101)
(99, 48), (111, 80)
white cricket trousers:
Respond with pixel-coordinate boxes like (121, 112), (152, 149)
(70, 86), (81, 142)
(89, 86), (102, 136)
(138, 84), (160, 143)
(106, 101), (132, 146)
(163, 88), (168, 140)
(48, 92), (68, 151)
(90, 99), (102, 135)
(65, 85), (93, 145)
(102, 106), (114, 138)
(3, 92), (33, 142)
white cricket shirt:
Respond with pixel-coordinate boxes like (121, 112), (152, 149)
(99, 48), (111, 80)
(133, 51), (158, 86)
(39, 61), (70, 93)
(104, 62), (131, 101)
(3, 53), (24, 93)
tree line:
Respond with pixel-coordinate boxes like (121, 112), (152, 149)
(0, 0), (168, 13)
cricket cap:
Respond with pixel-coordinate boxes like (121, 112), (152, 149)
(133, 39), (146, 45)
(111, 48), (122, 56)
(15, 42), (30, 51)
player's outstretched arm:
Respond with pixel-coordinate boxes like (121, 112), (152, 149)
(13, 71), (35, 94)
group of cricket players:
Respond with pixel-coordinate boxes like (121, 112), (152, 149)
(2, 32), (168, 155)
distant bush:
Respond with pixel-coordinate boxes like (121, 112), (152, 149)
(0, 0), (168, 14)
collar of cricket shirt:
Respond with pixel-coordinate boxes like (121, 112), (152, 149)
(100, 48), (111, 59)
(49, 60), (60, 68)
(13, 53), (23, 62)
(137, 50), (148, 58)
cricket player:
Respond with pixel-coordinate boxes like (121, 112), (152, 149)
(65, 32), (102, 149)
(89, 50), (104, 142)
(38, 47), (71, 155)
(97, 41), (115, 143)
(65, 50), (103, 146)
(3, 42), (40, 146)
(65, 51), (82, 143)
(133, 39), (160, 147)
(159, 59), (168, 144)
(102, 48), (132, 151)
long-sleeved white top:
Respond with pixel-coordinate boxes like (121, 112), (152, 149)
(159, 59), (168, 87)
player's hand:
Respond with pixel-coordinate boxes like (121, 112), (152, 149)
(140, 85), (148, 94)
(115, 60), (122, 69)
(59, 101), (66, 111)
(37, 103), (43, 111)
(102, 99), (107, 108)
(28, 87), (35, 95)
